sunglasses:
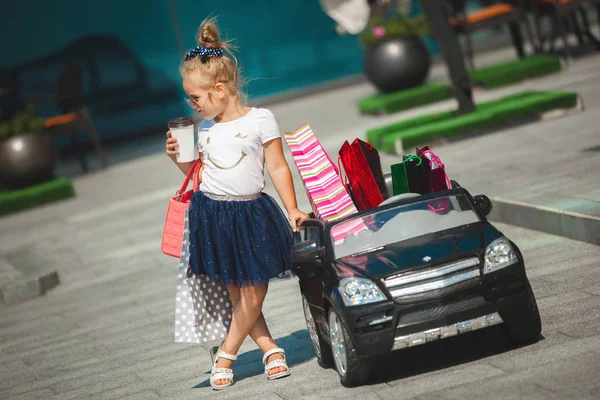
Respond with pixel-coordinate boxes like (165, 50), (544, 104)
(184, 80), (229, 111)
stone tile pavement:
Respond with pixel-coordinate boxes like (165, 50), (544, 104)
(0, 221), (599, 399)
(1, 46), (600, 399)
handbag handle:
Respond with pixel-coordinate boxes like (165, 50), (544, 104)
(176, 159), (202, 200)
(192, 159), (201, 192)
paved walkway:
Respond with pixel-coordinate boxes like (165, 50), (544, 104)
(1, 48), (600, 399)
(1, 222), (598, 399)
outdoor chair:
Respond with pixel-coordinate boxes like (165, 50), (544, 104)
(43, 62), (108, 173)
(446, 0), (537, 70)
(529, 0), (600, 60)
(3, 34), (181, 172)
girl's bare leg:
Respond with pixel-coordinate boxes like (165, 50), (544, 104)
(214, 283), (270, 385)
(227, 285), (287, 377)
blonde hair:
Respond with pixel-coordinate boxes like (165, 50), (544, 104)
(180, 17), (244, 101)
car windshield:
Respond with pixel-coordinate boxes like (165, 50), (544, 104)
(330, 195), (480, 259)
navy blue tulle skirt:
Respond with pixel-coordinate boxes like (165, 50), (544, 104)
(188, 192), (294, 287)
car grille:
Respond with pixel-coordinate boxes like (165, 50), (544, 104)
(398, 296), (488, 326)
(383, 257), (481, 303)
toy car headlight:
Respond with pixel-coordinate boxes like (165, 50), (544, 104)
(484, 237), (518, 274)
(339, 278), (386, 306)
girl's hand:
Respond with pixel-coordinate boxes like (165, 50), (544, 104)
(288, 208), (309, 232)
(166, 130), (179, 158)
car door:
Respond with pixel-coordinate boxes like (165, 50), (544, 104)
(294, 225), (325, 301)
(302, 225), (329, 330)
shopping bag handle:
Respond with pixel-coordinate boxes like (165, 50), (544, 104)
(404, 154), (422, 166)
(337, 156), (349, 186)
(420, 149), (451, 190)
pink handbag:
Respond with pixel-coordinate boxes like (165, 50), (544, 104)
(161, 159), (202, 258)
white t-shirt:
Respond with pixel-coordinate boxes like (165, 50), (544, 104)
(197, 107), (282, 196)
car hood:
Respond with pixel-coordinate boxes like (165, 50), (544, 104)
(333, 223), (498, 280)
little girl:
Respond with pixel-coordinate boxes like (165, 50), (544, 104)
(165, 18), (309, 390)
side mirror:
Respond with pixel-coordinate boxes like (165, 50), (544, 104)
(474, 195), (492, 216)
(292, 241), (321, 264)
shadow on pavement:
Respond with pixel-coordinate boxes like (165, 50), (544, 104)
(193, 329), (315, 388)
(189, 325), (545, 389)
(367, 326), (545, 385)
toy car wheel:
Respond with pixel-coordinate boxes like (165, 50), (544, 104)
(302, 295), (333, 368)
(328, 309), (370, 387)
(504, 280), (542, 344)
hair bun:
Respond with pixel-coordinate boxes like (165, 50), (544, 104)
(197, 18), (221, 49)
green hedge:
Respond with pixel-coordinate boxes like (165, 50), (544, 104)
(358, 55), (562, 115)
(0, 177), (75, 217)
(365, 90), (578, 154)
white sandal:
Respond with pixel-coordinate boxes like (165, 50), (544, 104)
(262, 347), (291, 380)
(210, 345), (238, 390)
(209, 341), (222, 364)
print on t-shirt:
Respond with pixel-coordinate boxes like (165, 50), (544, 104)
(207, 150), (248, 170)
(197, 107), (282, 196)
(203, 131), (248, 170)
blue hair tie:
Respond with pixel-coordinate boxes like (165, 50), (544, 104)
(184, 45), (224, 62)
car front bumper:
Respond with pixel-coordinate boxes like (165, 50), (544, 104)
(337, 261), (530, 358)
(392, 311), (503, 350)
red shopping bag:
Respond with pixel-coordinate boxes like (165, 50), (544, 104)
(338, 139), (388, 211)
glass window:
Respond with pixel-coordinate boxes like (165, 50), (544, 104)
(331, 195), (480, 259)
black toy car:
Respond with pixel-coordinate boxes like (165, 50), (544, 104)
(292, 183), (541, 387)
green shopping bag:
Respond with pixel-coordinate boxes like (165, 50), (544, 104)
(391, 162), (410, 196)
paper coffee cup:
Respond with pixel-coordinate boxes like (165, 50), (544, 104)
(168, 117), (195, 163)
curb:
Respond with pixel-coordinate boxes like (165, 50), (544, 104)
(488, 197), (600, 246)
(0, 259), (60, 308)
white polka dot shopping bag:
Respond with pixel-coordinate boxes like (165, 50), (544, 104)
(174, 210), (232, 344)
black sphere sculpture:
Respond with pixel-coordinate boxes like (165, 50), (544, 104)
(364, 36), (431, 93)
(0, 132), (57, 189)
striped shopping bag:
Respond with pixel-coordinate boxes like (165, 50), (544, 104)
(284, 124), (367, 243)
